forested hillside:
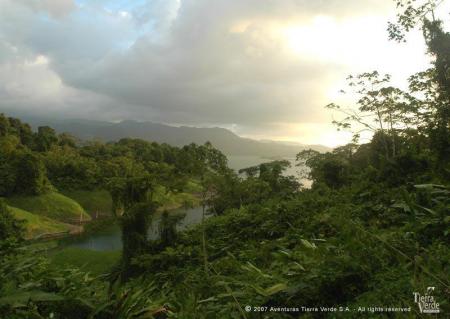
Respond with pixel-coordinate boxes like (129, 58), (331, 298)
(0, 114), (207, 237)
(0, 1), (449, 318)
(20, 117), (329, 157)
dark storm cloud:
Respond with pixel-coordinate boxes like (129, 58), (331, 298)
(0, 0), (415, 144)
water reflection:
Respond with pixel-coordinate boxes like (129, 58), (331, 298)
(66, 206), (205, 251)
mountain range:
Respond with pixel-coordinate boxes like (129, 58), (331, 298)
(25, 117), (330, 157)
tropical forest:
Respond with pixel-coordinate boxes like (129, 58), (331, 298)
(0, 0), (449, 318)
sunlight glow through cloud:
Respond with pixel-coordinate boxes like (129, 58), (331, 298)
(0, 0), (445, 147)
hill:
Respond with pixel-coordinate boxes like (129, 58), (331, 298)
(25, 117), (330, 157)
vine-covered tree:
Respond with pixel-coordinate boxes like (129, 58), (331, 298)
(0, 199), (25, 252)
(107, 176), (158, 280)
(388, 0), (450, 167)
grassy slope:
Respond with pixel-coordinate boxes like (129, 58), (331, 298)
(48, 247), (120, 275)
(61, 189), (112, 218)
(7, 192), (91, 224)
(9, 206), (74, 239)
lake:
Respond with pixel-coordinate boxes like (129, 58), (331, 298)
(66, 155), (308, 252)
(227, 154), (298, 175)
(227, 154), (311, 187)
(65, 206), (205, 251)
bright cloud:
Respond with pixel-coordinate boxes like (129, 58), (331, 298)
(0, 0), (442, 146)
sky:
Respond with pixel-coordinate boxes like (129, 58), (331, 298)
(0, 0), (448, 147)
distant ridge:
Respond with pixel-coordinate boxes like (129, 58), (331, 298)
(24, 117), (331, 157)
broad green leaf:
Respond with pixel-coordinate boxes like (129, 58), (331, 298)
(264, 283), (288, 296)
(301, 239), (317, 249)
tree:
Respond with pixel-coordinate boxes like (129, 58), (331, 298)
(120, 201), (157, 279)
(326, 72), (420, 159)
(387, 0), (442, 43)
(421, 19), (450, 164)
(297, 149), (349, 189)
(238, 177), (271, 205)
(58, 133), (77, 148)
(0, 135), (21, 155)
(107, 176), (158, 280)
(44, 146), (100, 190)
(7, 117), (34, 148)
(101, 156), (146, 182)
(146, 161), (187, 195)
(158, 210), (186, 247)
(388, 0), (450, 166)
(0, 155), (16, 197)
(178, 142), (228, 271)
(0, 114), (9, 137)
(206, 170), (242, 214)
(12, 151), (51, 195)
(35, 126), (58, 152)
(258, 160), (299, 195)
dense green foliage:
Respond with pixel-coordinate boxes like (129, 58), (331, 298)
(0, 199), (25, 251)
(0, 112), (219, 198)
(61, 189), (113, 218)
(0, 111), (210, 239)
(48, 247), (121, 276)
(0, 2), (449, 318)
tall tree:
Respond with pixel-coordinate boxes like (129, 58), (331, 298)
(35, 126), (58, 152)
(13, 151), (51, 195)
(108, 176), (157, 280)
(179, 142), (227, 271)
(326, 72), (419, 159)
(388, 0), (450, 166)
